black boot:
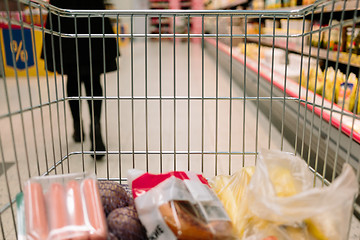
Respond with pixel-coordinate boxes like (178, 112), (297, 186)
(90, 121), (106, 160)
(73, 120), (85, 142)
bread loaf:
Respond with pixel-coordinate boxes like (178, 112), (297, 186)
(159, 200), (234, 240)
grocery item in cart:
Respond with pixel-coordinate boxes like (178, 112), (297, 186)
(20, 173), (107, 240)
(209, 167), (255, 238)
(128, 170), (236, 240)
(211, 149), (359, 240)
(107, 206), (147, 240)
(98, 180), (133, 216)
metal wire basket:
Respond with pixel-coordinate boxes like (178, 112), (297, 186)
(0, 0), (360, 239)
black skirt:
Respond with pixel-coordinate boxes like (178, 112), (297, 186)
(41, 0), (119, 75)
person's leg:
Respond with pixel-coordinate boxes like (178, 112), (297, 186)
(83, 73), (105, 159)
(67, 73), (84, 142)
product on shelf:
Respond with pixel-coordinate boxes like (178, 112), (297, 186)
(322, 24), (330, 49)
(338, 72), (358, 112)
(329, 20), (340, 51)
(335, 70), (347, 102)
(282, 0), (290, 7)
(238, 43), (266, 61)
(358, 89), (360, 114)
(290, 0), (297, 6)
(211, 149), (359, 240)
(301, 65), (324, 94)
(311, 22), (322, 47)
(279, 19), (311, 46)
(129, 170), (236, 240)
(252, 0), (265, 10)
(345, 27), (360, 53)
(324, 66), (338, 102)
(265, 0), (281, 9)
(339, 52), (360, 66)
(21, 173), (107, 240)
(302, 0), (316, 5)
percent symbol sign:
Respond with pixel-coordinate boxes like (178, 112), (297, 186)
(11, 40), (28, 63)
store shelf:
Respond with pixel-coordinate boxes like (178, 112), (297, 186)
(150, 27), (171, 33)
(180, 2), (192, 8)
(267, 1), (359, 13)
(151, 18), (171, 25)
(205, 37), (360, 190)
(249, 38), (360, 68)
(205, 38), (360, 144)
(218, 0), (248, 10)
(150, 2), (170, 9)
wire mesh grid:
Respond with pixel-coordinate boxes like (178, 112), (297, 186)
(0, 0), (360, 239)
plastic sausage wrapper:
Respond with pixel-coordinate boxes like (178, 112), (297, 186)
(20, 173), (107, 240)
(128, 169), (236, 240)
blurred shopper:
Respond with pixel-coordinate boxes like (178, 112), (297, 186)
(42, 0), (118, 159)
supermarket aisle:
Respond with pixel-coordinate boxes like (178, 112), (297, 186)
(11, 38), (360, 238)
(93, 39), (297, 177)
(1, 40), (360, 239)
(0, 39), (298, 238)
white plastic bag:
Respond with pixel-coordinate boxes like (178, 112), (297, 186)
(128, 170), (236, 240)
(246, 149), (359, 240)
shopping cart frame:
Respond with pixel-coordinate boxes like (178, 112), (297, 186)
(1, 0), (360, 238)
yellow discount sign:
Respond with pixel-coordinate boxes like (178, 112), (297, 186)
(1, 27), (48, 77)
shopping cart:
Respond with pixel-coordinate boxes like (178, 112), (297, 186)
(1, 0), (360, 239)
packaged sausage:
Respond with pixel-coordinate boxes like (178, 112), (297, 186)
(19, 173), (107, 240)
(128, 170), (236, 240)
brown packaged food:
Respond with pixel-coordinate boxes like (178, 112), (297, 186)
(98, 181), (132, 216)
(159, 200), (235, 240)
(107, 206), (147, 240)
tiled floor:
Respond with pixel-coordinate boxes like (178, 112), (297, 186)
(0, 40), (359, 239)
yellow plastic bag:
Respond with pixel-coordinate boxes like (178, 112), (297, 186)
(210, 167), (255, 238)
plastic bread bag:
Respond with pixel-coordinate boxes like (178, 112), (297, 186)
(21, 173), (107, 240)
(245, 149), (359, 240)
(128, 170), (236, 240)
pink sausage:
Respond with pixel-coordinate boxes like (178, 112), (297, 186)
(47, 183), (68, 240)
(24, 182), (49, 240)
(67, 180), (90, 240)
(82, 179), (107, 240)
